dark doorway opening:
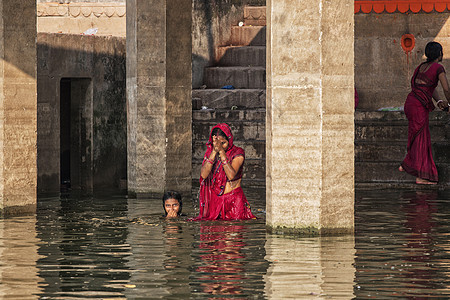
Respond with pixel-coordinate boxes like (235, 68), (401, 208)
(59, 78), (93, 193)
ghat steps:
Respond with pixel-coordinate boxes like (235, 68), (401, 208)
(192, 6), (266, 189)
(192, 5), (450, 191)
(355, 111), (450, 188)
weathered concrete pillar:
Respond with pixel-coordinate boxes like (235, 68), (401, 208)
(0, 1), (37, 214)
(126, 0), (192, 197)
(266, 0), (354, 234)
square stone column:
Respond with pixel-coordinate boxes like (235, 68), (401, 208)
(0, 1), (37, 215)
(126, 0), (192, 197)
(266, 0), (354, 234)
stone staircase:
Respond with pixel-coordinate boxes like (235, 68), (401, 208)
(191, 6), (450, 193)
(355, 111), (450, 188)
(192, 6), (267, 191)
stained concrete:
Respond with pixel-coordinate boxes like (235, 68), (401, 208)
(37, 33), (126, 193)
(0, 0), (37, 215)
(266, 0), (354, 234)
(355, 12), (450, 110)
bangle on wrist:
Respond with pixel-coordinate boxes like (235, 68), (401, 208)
(205, 158), (214, 164)
(221, 160), (228, 165)
(437, 100), (444, 104)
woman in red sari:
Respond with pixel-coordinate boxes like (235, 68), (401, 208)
(400, 42), (450, 184)
(195, 123), (256, 220)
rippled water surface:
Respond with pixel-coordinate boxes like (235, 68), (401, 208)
(0, 188), (449, 299)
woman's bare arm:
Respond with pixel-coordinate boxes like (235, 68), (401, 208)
(219, 151), (244, 181)
(438, 72), (450, 101)
(200, 151), (217, 179)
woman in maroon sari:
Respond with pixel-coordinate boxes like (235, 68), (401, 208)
(400, 42), (450, 184)
(195, 123), (256, 220)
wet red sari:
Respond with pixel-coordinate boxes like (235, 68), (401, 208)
(195, 123), (256, 221)
(401, 62), (445, 182)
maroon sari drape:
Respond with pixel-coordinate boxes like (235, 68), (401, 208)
(401, 62), (445, 182)
(194, 123), (256, 221)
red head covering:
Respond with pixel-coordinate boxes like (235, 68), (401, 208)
(205, 123), (234, 158)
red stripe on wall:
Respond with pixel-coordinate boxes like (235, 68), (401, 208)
(355, 1), (450, 13)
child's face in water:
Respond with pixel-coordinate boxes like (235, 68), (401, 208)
(165, 198), (180, 218)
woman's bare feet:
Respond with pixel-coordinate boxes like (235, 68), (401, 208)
(416, 178), (437, 185)
(398, 166), (404, 172)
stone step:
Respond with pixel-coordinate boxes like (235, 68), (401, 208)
(191, 178), (266, 191)
(193, 107), (265, 122)
(230, 26), (266, 46)
(355, 142), (406, 162)
(216, 46), (266, 67)
(192, 159), (266, 182)
(355, 162), (414, 183)
(193, 119), (265, 141)
(355, 121), (447, 142)
(244, 6), (266, 26)
(192, 89), (265, 109)
(355, 141), (450, 163)
(355, 161), (450, 184)
(192, 140), (265, 160)
(204, 66), (265, 89)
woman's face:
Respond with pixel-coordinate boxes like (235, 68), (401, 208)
(164, 198), (180, 217)
(213, 135), (229, 151)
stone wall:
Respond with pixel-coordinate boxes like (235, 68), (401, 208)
(37, 2), (126, 36)
(37, 33), (126, 193)
(355, 12), (450, 110)
(192, 0), (265, 88)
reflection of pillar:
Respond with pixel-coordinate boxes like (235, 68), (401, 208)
(126, 0), (192, 197)
(266, 0), (354, 233)
(264, 235), (355, 298)
(0, 0), (37, 213)
(125, 198), (168, 298)
(0, 217), (42, 297)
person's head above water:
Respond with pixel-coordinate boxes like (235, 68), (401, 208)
(163, 191), (182, 218)
(425, 41), (443, 63)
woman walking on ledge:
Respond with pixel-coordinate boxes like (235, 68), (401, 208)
(194, 123), (256, 220)
(400, 41), (450, 185)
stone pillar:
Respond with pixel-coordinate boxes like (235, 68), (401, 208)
(126, 0), (192, 197)
(0, 1), (37, 214)
(266, 0), (354, 234)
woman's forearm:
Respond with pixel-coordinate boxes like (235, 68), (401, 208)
(200, 151), (217, 179)
(219, 151), (241, 180)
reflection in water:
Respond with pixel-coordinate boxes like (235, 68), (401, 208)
(354, 189), (450, 298)
(195, 224), (247, 296)
(264, 235), (356, 298)
(0, 189), (449, 298)
(0, 216), (42, 298)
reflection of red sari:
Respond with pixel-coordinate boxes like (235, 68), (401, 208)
(196, 224), (245, 296)
(401, 62), (444, 182)
(195, 123), (256, 220)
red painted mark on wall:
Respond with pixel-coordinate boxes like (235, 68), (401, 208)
(401, 34), (415, 65)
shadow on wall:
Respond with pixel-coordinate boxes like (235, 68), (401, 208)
(36, 33), (127, 194)
(354, 11), (450, 111)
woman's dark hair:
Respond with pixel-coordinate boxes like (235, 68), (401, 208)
(211, 127), (228, 141)
(162, 191), (182, 216)
(425, 42), (443, 62)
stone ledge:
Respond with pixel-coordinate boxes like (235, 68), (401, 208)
(0, 204), (36, 217)
(37, 3), (126, 18)
(266, 225), (354, 237)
